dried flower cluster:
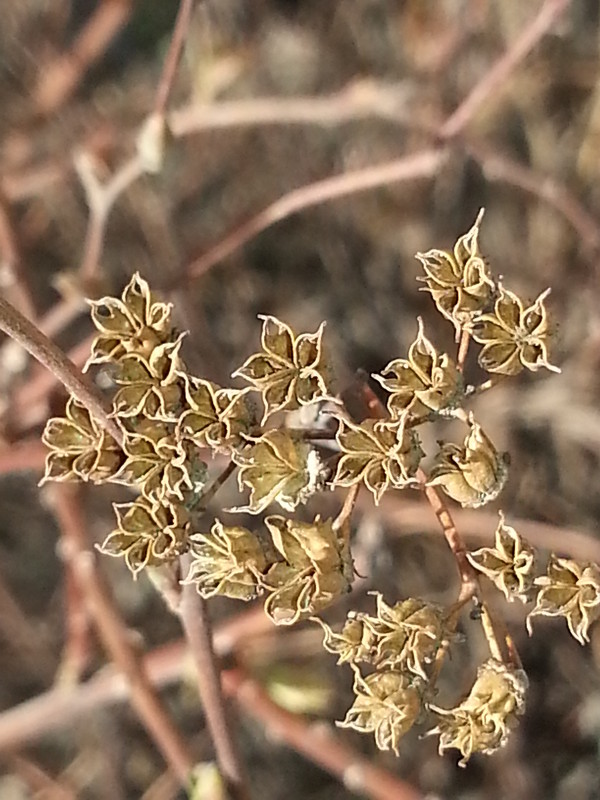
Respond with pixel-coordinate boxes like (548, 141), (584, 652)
(38, 213), (576, 768)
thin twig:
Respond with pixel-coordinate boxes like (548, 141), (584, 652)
(0, 192), (36, 320)
(154, 0), (197, 117)
(51, 485), (194, 785)
(456, 328), (471, 373)
(177, 565), (250, 800)
(439, 0), (572, 139)
(196, 459), (237, 509)
(0, 296), (123, 446)
(183, 148), (444, 283)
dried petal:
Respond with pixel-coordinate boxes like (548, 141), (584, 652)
(232, 430), (325, 514)
(467, 512), (535, 601)
(470, 285), (560, 376)
(177, 378), (254, 452)
(373, 318), (463, 420)
(527, 555), (600, 644)
(232, 316), (333, 423)
(338, 668), (423, 755)
(417, 210), (495, 333)
(184, 519), (270, 600)
(429, 416), (508, 508)
(100, 497), (189, 576)
(429, 659), (527, 766)
(333, 417), (422, 504)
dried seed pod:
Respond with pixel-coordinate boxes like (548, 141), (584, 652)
(177, 378), (254, 453)
(470, 284), (560, 376)
(41, 397), (124, 485)
(373, 318), (463, 420)
(232, 315), (334, 423)
(417, 210), (495, 333)
(231, 430), (325, 514)
(100, 496), (190, 576)
(333, 417), (422, 504)
(184, 519), (270, 601)
(527, 555), (600, 644)
(467, 512), (535, 602)
(429, 416), (508, 508)
(338, 667), (423, 755)
(314, 615), (379, 665)
(429, 659), (527, 766)
(86, 273), (174, 368)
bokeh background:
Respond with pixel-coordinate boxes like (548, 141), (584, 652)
(1, 1), (600, 798)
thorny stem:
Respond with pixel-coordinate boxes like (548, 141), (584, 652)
(178, 565), (250, 800)
(0, 296), (124, 447)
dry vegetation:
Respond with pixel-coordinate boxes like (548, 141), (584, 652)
(1, 1), (600, 798)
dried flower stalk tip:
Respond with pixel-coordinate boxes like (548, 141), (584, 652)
(527, 555), (600, 644)
(429, 416), (508, 508)
(417, 210), (495, 333)
(373, 318), (463, 420)
(467, 512), (535, 602)
(338, 667), (423, 755)
(429, 659), (527, 766)
(333, 417), (422, 504)
(470, 284), (560, 376)
(233, 315), (334, 423)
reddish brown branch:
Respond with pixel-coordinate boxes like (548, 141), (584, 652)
(154, 0), (197, 117)
(0, 193), (36, 320)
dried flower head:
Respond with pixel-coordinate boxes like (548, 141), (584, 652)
(527, 555), (600, 644)
(366, 594), (447, 680)
(232, 430), (325, 514)
(86, 273), (174, 368)
(470, 284), (560, 376)
(429, 417), (508, 508)
(315, 615), (379, 665)
(100, 496), (189, 576)
(177, 378), (253, 452)
(417, 210), (495, 333)
(233, 315), (333, 423)
(41, 397), (123, 484)
(261, 515), (352, 624)
(467, 512), (535, 602)
(111, 335), (186, 420)
(184, 520), (270, 601)
(338, 667), (423, 755)
(333, 417), (422, 504)
(373, 318), (463, 420)
(429, 659), (527, 766)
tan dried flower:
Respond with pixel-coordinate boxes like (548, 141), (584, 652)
(429, 659), (527, 766)
(417, 210), (495, 333)
(467, 512), (535, 602)
(41, 397), (123, 484)
(111, 421), (206, 502)
(366, 594), (447, 680)
(261, 515), (353, 624)
(372, 318), (462, 420)
(231, 430), (325, 514)
(338, 668), (423, 755)
(333, 417), (422, 504)
(232, 315), (333, 423)
(100, 496), (189, 576)
(470, 284), (560, 376)
(86, 273), (174, 368)
(111, 335), (186, 420)
(314, 615), (379, 665)
(177, 377), (253, 452)
(429, 417), (508, 508)
(527, 555), (600, 644)
(184, 520), (270, 601)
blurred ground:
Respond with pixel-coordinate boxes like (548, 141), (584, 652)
(2, 1), (600, 798)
